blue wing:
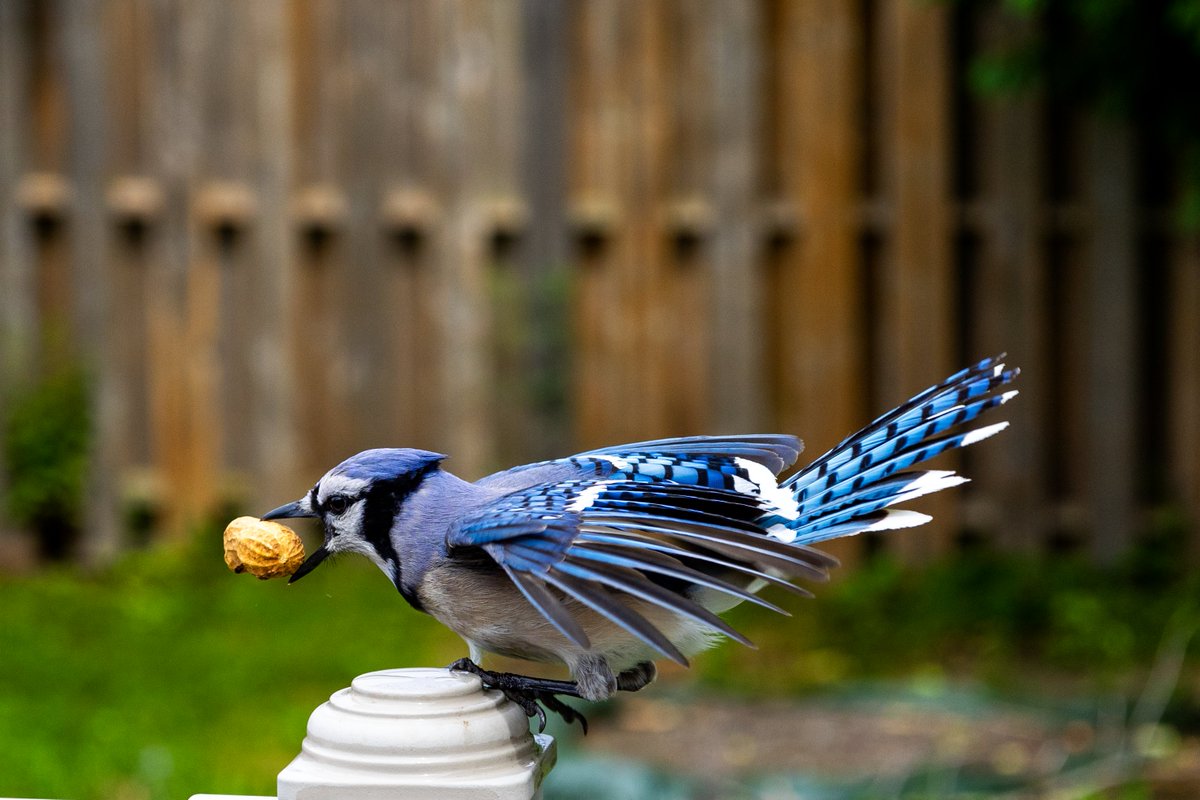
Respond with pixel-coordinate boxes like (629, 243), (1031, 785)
(446, 478), (828, 665)
(454, 355), (1018, 663)
(474, 434), (803, 493)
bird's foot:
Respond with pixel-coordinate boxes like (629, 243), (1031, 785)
(448, 658), (589, 734)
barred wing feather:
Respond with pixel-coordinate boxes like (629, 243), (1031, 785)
(447, 479), (826, 664)
(451, 355), (1018, 662)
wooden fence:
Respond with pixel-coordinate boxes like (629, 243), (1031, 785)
(0, 0), (1197, 567)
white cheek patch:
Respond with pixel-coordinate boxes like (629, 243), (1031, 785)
(317, 475), (371, 506)
(326, 503), (387, 569)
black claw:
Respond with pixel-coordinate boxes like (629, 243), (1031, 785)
(447, 658), (589, 733)
(528, 698), (548, 732)
(540, 693), (589, 735)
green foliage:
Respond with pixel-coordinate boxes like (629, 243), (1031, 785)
(955, 0), (1200, 225)
(1, 529), (1198, 798)
(697, 531), (1200, 695)
(2, 367), (91, 557)
(0, 527), (463, 800)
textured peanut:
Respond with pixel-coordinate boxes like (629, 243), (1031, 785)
(223, 516), (306, 580)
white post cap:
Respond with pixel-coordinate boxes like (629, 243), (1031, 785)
(276, 667), (557, 800)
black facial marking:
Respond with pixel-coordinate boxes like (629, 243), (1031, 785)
(359, 462), (440, 613)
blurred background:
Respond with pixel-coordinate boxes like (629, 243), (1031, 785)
(2, 0), (1200, 798)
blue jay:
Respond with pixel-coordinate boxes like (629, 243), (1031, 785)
(264, 355), (1017, 730)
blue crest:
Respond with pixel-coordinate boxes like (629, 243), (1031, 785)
(331, 448), (447, 482)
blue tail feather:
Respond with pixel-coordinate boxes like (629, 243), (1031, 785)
(786, 362), (1016, 494)
(768, 355), (1017, 544)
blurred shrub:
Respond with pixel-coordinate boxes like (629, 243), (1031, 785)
(699, 517), (1200, 695)
(954, 0), (1200, 224)
(2, 367), (91, 559)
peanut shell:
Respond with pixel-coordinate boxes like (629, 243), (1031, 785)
(223, 516), (307, 580)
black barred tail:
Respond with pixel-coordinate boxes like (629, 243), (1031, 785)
(764, 355), (1019, 544)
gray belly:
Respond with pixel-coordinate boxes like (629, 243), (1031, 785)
(417, 562), (567, 663)
(417, 559), (725, 673)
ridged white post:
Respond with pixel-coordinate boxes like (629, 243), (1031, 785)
(275, 667), (556, 799)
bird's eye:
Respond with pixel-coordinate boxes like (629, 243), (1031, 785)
(327, 495), (350, 515)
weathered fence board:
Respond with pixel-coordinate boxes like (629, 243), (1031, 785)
(291, 0), (353, 482)
(62, 0), (121, 562)
(1083, 119), (1138, 563)
(1172, 237), (1200, 550)
(968, 7), (1050, 550)
(571, 0), (674, 448)
(0, 0), (1194, 567)
(769, 0), (866, 566)
(876, 0), (957, 561)
(703, 0), (765, 435)
(0, 0), (34, 552)
(0, 0), (34, 390)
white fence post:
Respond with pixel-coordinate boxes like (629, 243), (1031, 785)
(191, 667), (557, 800)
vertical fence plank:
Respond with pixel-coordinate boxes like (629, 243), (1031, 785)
(205, 5), (254, 485)
(571, 1), (672, 448)
(426, 0), (522, 477)
(340, 0), (396, 456)
(27, 0), (71, 371)
(0, 0), (35, 384)
(702, 0), (765, 435)
(771, 0), (865, 565)
(244, 0), (296, 511)
(290, 0), (353, 480)
(1083, 119), (1138, 563)
(105, 0), (155, 488)
(632, 0), (674, 440)
(518, 0), (570, 460)
(876, 0), (956, 561)
(1172, 237), (1200, 544)
(969, 9), (1050, 549)
(62, 0), (122, 562)
(475, 0), (526, 471)
(380, 3), (442, 455)
(571, 1), (628, 449)
(0, 0), (36, 554)
(662, 0), (713, 436)
(182, 2), (226, 523)
(143, 0), (213, 533)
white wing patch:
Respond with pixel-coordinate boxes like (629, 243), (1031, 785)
(734, 457), (800, 525)
(566, 483), (609, 512)
(587, 454), (634, 471)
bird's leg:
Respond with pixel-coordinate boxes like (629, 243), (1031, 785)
(448, 658), (588, 733)
(448, 657), (582, 696)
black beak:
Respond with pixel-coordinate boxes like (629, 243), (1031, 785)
(262, 500), (316, 521)
(262, 499), (326, 583)
(288, 545), (330, 584)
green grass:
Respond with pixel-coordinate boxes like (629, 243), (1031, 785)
(0, 531), (462, 799)
(2, 522), (1199, 799)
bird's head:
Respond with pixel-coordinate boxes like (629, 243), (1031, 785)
(262, 448), (446, 584)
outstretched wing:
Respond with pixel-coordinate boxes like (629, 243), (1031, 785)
(446, 477), (829, 665)
(473, 434), (804, 493)
(456, 355), (1018, 665)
